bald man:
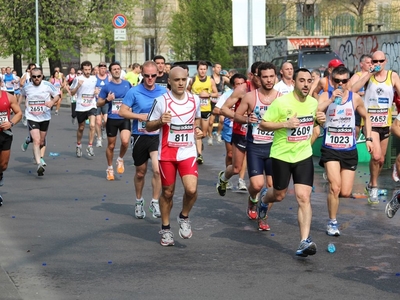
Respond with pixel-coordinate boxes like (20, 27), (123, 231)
(352, 50), (400, 203)
(146, 67), (203, 246)
(273, 62), (294, 94)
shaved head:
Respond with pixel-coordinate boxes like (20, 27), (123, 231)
(372, 50), (385, 60)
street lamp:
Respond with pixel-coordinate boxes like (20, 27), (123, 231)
(35, 0), (39, 66)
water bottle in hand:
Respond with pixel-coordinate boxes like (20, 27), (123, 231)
(334, 86), (343, 105)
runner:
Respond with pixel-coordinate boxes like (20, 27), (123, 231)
(216, 61), (263, 200)
(21, 68), (60, 176)
(119, 60), (167, 219)
(70, 61), (98, 158)
(233, 62), (281, 230)
(258, 68), (326, 257)
(213, 73), (248, 191)
(318, 66), (373, 236)
(97, 62), (132, 181)
(187, 61), (218, 164)
(95, 62), (110, 148)
(146, 66), (202, 246)
(153, 55), (169, 88)
(351, 50), (400, 203)
(386, 114), (400, 218)
(274, 62), (294, 94)
(0, 86), (22, 205)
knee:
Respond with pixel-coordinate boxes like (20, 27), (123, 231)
(135, 170), (146, 180)
(121, 140), (129, 148)
(78, 124), (85, 131)
(0, 162), (8, 172)
(227, 150), (233, 159)
(274, 190), (286, 202)
(107, 143), (115, 151)
(329, 185), (341, 197)
(340, 190), (352, 198)
(89, 123), (95, 131)
(162, 188), (174, 200)
(185, 186), (197, 198)
(296, 192), (311, 204)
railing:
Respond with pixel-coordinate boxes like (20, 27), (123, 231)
(265, 15), (400, 36)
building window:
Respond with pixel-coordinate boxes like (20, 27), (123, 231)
(144, 37), (155, 61)
(143, 1), (156, 24)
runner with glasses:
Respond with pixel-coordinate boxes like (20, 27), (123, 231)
(351, 50), (400, 204)
(119, 61), (167, 220)
(318, 66), (373, 236)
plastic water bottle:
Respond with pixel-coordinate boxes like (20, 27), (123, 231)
(252, 106), (260, 127)
(327, 243), (336, 253)
(378, 189), (388, 196)
(49, 152), (60, 157)
(334, 86), (342, 105)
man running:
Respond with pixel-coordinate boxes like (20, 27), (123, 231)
(0, 85), (22, 205)
(187, 61), (218, 164)
(21, 68), (60, 176)
(274, 62), (294, 95)
(70, 61), (98, 158)
(351, 50), (400, 203)
(318, 66), (373, 236)
(258, 68), (326, 257)
(97, 62), (132, 181)
(119, 61), (167, 219)
(217, 61), (263, 200)
(153, 55), (169, 88)
(386, 114), (400, 218)
(146, 66), (203, 246)
(233, 62), (281, 230)
(95, 62), (110, 147)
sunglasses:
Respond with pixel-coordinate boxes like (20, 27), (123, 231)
(31, 75), (42, 79)
(77, 72), (83, 75)
(332, 78), (349, 84)
(98, 64), (107, 68)
(143, 73), (157, 78)
(372, 59), (385, 63)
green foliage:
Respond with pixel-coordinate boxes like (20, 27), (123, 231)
(0, 0), (138, 65)
(168, 0), (235, 68)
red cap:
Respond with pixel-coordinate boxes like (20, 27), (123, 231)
(328, 59), (344, 68)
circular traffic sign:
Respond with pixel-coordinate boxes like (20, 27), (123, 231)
(112, 14), (128, 29)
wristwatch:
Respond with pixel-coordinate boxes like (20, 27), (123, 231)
(366, 137), (373, 142)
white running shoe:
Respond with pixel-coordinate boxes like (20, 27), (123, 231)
(393, 164), (399, 182)
(149, 200), (161, 218)
(135, 200), (146, 219)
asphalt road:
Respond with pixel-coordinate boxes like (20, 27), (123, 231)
(0, 107), (399, 300)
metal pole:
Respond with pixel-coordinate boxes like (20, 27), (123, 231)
(248, 0), (253, 68)
(35, 0), (40, 66)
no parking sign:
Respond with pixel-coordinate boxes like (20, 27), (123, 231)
(112, 14), (128, 29)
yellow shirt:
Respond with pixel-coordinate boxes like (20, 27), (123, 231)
(191, 75), (212, 112)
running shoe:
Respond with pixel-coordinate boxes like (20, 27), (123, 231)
(366, 184), (379, 204)
(55, 110), (59, 116)
(40, 158), (47, 167)
(216, 171), (228, 196)
(116, 159), (125, 174)
(296, 237), (317, 257)
(177, 216), (192, 239)
(385, 190), (400, 218)
(207, 136), (213, 146)
(106, 168), (114, 181)
(76, 146), (82, 158)
(134, 200), (146, 219)
(257, 188), (269, 230)
(326, 221), (340, 236)
(237, 178), (247, 191)
(322, 172), (327, 181)
(96, 138), (102, 148)
(196, 154), (204, 165)
(159, 229), (175, 246)
(21, 141), (29, 152)
(149, 200), (161, 218)
(0, 195), (3, 206)
(216, 134), (222, 143)
(37, 164), (45, 176)
(226, 180), (233, 190)
(393, 164), (400, 182)
(86, 146), (95, 157)
(247, 196), (258, 220)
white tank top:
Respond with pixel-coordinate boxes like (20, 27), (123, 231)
(364, 70), (394, 127)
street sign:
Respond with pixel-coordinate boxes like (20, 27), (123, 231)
(114, 29), (127, 41)
(112, 14), (128, 29)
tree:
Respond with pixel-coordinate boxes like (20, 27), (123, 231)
(0, 0), (138, 73)
(168, 0), (237, 68)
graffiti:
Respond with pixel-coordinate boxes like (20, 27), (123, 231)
(254, 39), (286, 62)
(381, 42), (400, 73)
(334, 33), (400, 74)
(288, 38), (329, 50)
